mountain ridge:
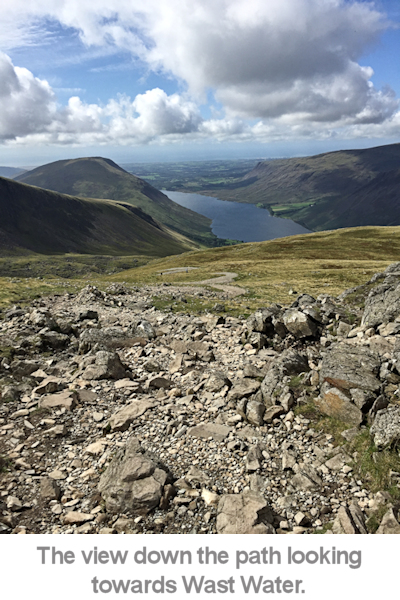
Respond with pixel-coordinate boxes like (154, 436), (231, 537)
(197, 143), (400, 231)
(0, 176), (193, 257)
(15, 157), (215, 246)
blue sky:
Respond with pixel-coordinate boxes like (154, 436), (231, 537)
(0, 0), (399, 167)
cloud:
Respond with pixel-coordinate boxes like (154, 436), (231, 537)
(0, 1), (400, 146)
(0, 52), (56, 140)
(0, 54), (201, 145)
(0, 0), (395, 125)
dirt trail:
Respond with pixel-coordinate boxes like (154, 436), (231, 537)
(159, 268), (246, 297)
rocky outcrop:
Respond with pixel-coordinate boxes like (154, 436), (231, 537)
(98, 438), (172, 514)
(2, 268), (400, 535)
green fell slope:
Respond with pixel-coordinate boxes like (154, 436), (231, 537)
(15, 157), (215, 245)
(0, 176), (191, 257)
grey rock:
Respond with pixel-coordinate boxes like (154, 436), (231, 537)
(246, 307), (280, 335)
(261, 349), (309, 405)
(204, 371), (232, 393)
(245, 445), (263, 472)
(38, 390), (78, 411)
(376, 508), (400, 534)
(332, 503), (367, 534)
(246, 400), (265, 426)
(291, 466), (323, 491)
(316, 386), (363, 426)
(320, 343), (381, 391)
(370, 406), (400, 448)
(188, 423), (231, 442)
(82, 351), (128, 380)
(143, 360), (161, 373)
(79, 326), (136, 352)
(40, 331), (70, 350)
(362, 279), (400, 328)
(98, 438), (170, 514)
(228, 379), (261, 401)
(263, 405), (285, 423)
(40, 478), (61, 501)
(216, 492), (275, 534)
(283, 309), (317, 338)
(109, 400), (157, 432)
(350, 388), (376, 412)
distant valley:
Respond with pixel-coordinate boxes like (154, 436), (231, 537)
(130, 143), (400, 233)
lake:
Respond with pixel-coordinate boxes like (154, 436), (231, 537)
(164, 190), (310, 242)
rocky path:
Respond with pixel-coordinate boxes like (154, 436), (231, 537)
(187, 271), (245, 297)
(1, 264), (400, 534)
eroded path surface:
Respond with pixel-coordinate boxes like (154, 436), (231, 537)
(161, 269), (246, 297)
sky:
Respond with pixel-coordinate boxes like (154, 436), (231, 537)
(0, 0), (400, 167)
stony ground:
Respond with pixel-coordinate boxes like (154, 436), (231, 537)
(2, 265), (400, 535)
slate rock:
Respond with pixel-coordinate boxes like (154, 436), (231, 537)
(376, 508), (400, 534)
(109, 399), (157, 432)
(188, 423), (231, 442)
(370, 405), (400, 448)
(40, 478), (61, 501)
(38, 390), (78, 411)
(320, 343), (381, 391)
(216, 492), (275, 534)
(362, 278), (400, 328)
(332, 503), (367, 534)
(246, 400), (265, 426)
(283, 309), (318, 338)
(204, 371), (232, 393)
(82, 351), (128, 380)
(316, 386), (363, 426)
(98, 438), (170, 514)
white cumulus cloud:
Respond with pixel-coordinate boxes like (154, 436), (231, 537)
(0, 1), (400, 146)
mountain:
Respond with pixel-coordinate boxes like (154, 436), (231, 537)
(15, 157), (215, 245)
(0, 176), (192, 256)
(201, 143), (400, 231)
(0, 166), (26, 178)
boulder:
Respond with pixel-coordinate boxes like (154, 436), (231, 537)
(38, 390), (78, 411)
(81, 351), (128, 380)
(246, 307), (279, 335)
(370, 406), (400, 448)
(362, 278), (400, 328)
(216, 492), (275, 534)
(283, 309), (318, 338)
(246, 400), (265, 426)
(376, 508), (400, 534)
(204, 371), (232, 393)
(228, 379), (261, 401)
(320, 343), (381, 391)
(79, 327), (137, 353)
(332, 504), (367, 534)
(98, 438), (171, 514)
(261, 349), (309, 405)
(316, 386), (363, 426)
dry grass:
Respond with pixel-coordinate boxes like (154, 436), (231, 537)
(108, 226), (400, 305)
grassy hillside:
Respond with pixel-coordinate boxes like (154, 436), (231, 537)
(0, 176), (193, 257)
(108, 226), (400, 307)
(15, 157), (216, 246)
(1, 225), (399, 313)
(200, 143), (400, 231)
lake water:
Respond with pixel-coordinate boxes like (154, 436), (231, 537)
(164, 190), (310, 242)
